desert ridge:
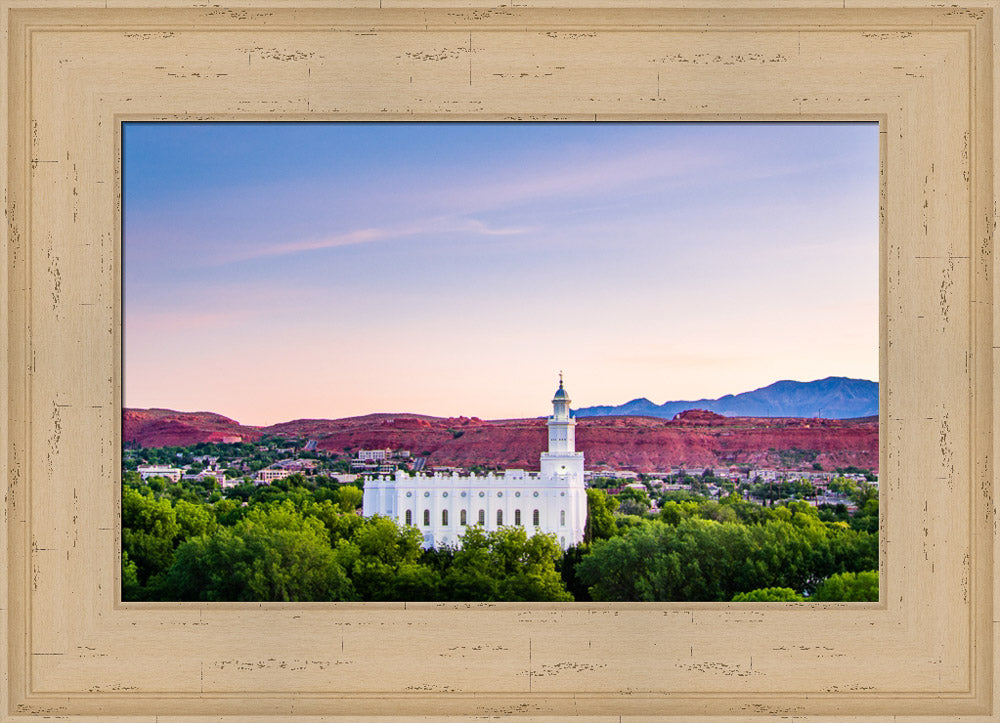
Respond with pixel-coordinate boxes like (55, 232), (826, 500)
(122, 407), (877, 474)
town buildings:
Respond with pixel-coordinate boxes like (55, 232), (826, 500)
(254, 468), (298, 484)
(136, 464), (183, 482)
(362, 376), (588, 549)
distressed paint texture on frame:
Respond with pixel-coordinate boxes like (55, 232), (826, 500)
(1, 2), (997, 721)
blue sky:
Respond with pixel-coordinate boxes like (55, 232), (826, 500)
(123, 122), (879, 425)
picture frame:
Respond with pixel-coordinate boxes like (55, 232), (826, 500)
(1, 1), (995, 720)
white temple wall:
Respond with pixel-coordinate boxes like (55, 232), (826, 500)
(362, 470), (586, 549)
(360, 379), (588, 549)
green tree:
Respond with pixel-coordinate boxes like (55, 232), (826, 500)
(849, 497), (879, 534)
(159, 501), (356, 602)
(614, 514), (646, 533)
(334, 484), (363, 513)
(575, 522), (680, 601)
(333, 515), (440, 600)
(658, 500), (692, 525)
(811, 570), (878, 601)
(827, 477), (859, 497)
(174, 498), (217, 540)
(121, 550), (141, 599)
(558, 543), (592, 601)
(576, 516), (869, 602)
(693, 499), (737, 524)
(731, 587), (805, 602)
(222, 481), (257, 503)
(122, 487), (181, 584)
(850, 482), (878, 508)
(617, 486), (651, 509)
(211, 497), (246, 527)
(718, 494), (770, 525)
(443, 526), (572, 602)
(584, 488), (618, 543)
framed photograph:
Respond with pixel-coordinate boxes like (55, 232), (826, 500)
(2, 1), (996, 720)
(119, 119), (880, 606)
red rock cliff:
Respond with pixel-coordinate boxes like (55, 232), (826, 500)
(123, 408), (878, 473)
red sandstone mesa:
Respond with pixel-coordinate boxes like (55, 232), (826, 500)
(123, 408), (878, 473)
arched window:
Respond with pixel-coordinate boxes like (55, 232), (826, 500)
(514, 509), (521, 525)
(423, 509), (430, 526)
(560, 510), (566, 526)
(442, 509), (449, 526)
(405, 510), (412, 526)
(460, 509), (467, 526)
(478, 509), (485, 526)
(497, 509), (503, 526)
(533, 509), (540, 526)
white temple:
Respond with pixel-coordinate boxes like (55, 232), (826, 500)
(361, 376), (587, 549)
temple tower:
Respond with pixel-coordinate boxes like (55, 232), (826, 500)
(539, 373), (585, 481)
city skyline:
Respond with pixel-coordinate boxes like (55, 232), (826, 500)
(123, 122), (879, 425)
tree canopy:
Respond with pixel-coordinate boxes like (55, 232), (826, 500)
(122, 456), (878, 603)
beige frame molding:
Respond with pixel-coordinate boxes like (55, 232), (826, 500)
(1, 1), (996, 720)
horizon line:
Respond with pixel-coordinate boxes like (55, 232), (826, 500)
(123, 374), (880, 428)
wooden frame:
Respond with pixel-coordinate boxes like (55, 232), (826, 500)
(1, 1), (996, 720)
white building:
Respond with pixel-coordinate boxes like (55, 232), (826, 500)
(196, 469), (226, 485)
(136, 465), (183, 482)
(357, 448), (392, 462)
(254, 468), (297, 484)
(362, 377), (587, 549)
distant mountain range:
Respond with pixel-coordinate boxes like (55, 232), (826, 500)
(574, 376), (878, 420)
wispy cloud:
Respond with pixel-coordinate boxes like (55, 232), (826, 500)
(215, 215), (532, 264)
(423, 145), (728, 218)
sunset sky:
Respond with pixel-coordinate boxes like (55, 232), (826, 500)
(123, 122), (879, 425)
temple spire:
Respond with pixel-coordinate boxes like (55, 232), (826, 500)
(542, 372), (582, 475)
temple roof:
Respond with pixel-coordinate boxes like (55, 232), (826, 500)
(553, 374), (569, 401)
